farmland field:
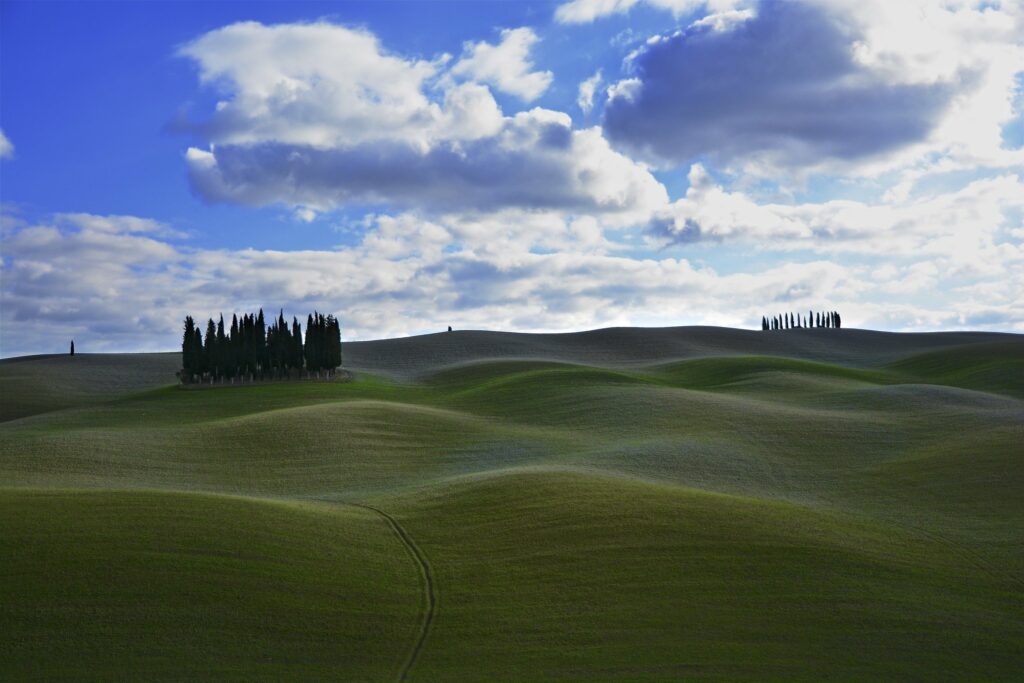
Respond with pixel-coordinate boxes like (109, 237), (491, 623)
(2, 326), (1022, 680)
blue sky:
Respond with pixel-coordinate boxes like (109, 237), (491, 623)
(1, 0), (1023, 355)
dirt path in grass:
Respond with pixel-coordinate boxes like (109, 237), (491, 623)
(351, 503), (436, 682)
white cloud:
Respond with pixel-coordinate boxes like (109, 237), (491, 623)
(689, 8), (755, 32)
(577, 69), (603, 115)
(0, 129), (13, 159)
(179, 21), (662, 219)
(178, 21), (440, 150)
(293, 207), (317, 223)
(600, 0), (1024, 180)
(450, 27), (554, 101)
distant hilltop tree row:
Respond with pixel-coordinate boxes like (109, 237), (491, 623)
(181, 309), (341, 384)
(761, 310), (841, 331)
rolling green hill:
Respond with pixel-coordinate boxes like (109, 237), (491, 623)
(1, 327), (1022, 680)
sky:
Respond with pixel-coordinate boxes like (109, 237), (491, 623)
(1, 0), (1023, 356)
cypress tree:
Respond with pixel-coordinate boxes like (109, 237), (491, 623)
(256, 309), (267, 377)
(304, 314), (316, 375)
(182, 316), (195, 380)
(229, 314), (240, 380)
(216, 315), (227, 381)
(272, 310), (285, 376)
(204, 319), (217, 382)
(242, 314), (252, 379)
(326, 315), (341, 372)
(291, 317), (303, 371)
(192, 325), (204, 378)
(317, 312), (325, 373)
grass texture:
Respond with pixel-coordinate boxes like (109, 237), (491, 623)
(1, 326), (1021, 680)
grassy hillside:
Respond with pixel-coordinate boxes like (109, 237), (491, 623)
(0, 352), (180, 421)
(1, 327), (1021, 679)
(0, 490), (421, 680)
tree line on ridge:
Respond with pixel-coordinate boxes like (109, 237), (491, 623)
(181, 310), (341, 384)
(762, 310), (841, 331)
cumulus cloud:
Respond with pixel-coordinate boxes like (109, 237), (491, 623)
(179, 21), (662, 219)
(0, 129), (13, 159)
(604, 2), (957, 170)
(186, 111), (667, 219)
(450, 27), (554, 101)
(834, 0), (1024, 174)
(177, 21), (440, 149)
(600, 0), (1024, 179)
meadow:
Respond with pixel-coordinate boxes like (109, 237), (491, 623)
(1, 326), (1022, 680)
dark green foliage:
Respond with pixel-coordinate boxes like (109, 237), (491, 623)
(327, 315), (342, 370)
(203, 319), (217, 381)
(181, 317), (196, 380)
(181, 308), (341, 383)
(291, 317), (303, 371)
(257, 309), (268, 372)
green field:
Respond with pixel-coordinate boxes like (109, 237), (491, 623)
(2, 326), (1022, 680)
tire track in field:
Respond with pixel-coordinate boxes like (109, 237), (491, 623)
(350, 503), (436, 682)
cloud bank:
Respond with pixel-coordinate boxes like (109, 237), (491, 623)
(4, 203), (1022, 357)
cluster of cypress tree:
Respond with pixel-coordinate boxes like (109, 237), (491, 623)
(181, 309), (341, 384)
(761, 310), (841, 331)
